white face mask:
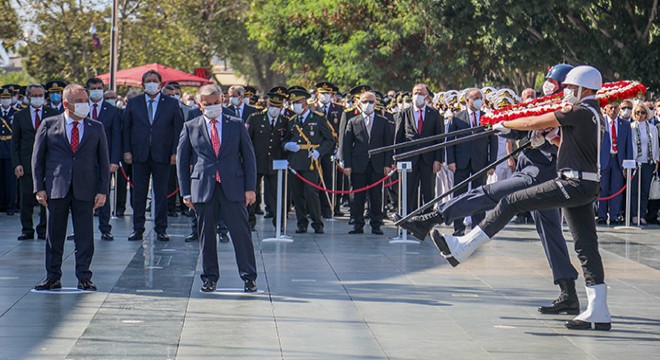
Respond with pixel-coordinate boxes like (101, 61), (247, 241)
(268, 107), (280, 118)
(203, 104), (223, 119)
(105, 99), (117, 107)
(22, 97), (29, 105)
(472, 99), (483, 110)
(563, 88), (579, 104)
(73, 102), (91, 118)
(11, 96), (18, 104)
(88, 89), (104, 101)
(292, 103), (304, 114)
(403, 102), (412, 109)
(144, 82), (160, 95)
(229, 96), (240, 106)
(361, 102), (374, 115)
(30, 97), (45, 108)
(186, 100), (195, 107)
(173, 94), (181, 101)
(413, 94), (426, 107)
(620, 108), (632, 119)
(1, 99), (11, 107)
(542, 80), (556, 96)
(319, 93), (331, 104)
(242, 97), (250, 106)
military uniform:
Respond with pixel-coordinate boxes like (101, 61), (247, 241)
(0, 88), (17, 214)
(283, 89), (334, 233)
(45, 81), (67, 114)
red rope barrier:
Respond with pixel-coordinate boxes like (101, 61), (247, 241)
(383, 179), (399, 187)
(596, 169), (636, 201)
(290, 168), (395, 194)
(119, 164), (179, 200)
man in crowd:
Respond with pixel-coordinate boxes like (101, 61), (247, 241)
(0, 87), (17, 215)
(114, 90), (141, 217)
(228, 85), (258, 124)
(45, 81), (66, 114)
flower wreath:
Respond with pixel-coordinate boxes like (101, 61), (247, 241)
(481, 81), (647, 126)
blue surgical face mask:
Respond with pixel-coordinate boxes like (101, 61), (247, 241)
(50, 93), (62, 103)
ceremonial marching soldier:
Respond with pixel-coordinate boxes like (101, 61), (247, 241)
(247, 91), (289, 227)
(312, 82), (345, 218)
(283, 88), (334, 234)
(0, 88), (17, 215)
(45, 81), (67, 114)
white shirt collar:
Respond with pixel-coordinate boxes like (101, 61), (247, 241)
(146, 93), (161, 103)
(413, 104), (426, 113)
(64, 112), (80, 125)
(299, 109), (310, 120)
(204, 113), (222, 124)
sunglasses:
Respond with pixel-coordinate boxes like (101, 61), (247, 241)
(621, 106), (632, 110)
(361, 100), (375, 104)
(635, 111), (647, 115)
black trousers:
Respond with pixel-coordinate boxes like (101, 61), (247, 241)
(0, 158), (17, 212)
(480, 177), (604, 286)
(351, 166), (383, 229)
(132, 159), (170, 234)
(19, 173), (46, 236)
(45, 189), (94, 281)
(167, 164), (179, 213)
(116, 163), (132, 214)
(407, 161), (435, 214)
(319, 154), (340, 216)
(452, 160), (487, 232)
(291, 169), (323, 230)
(96, 175), (112, 233)
(195, 182), (256, 283)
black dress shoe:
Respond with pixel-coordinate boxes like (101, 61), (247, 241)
(128, 231), (143, 241)
(538, 279), (580, 315)
(156, 233), (169, 242)
(565, 319), (611, 331)
(371, 228), (384, 235)
(77, 279), (97, 291)
(244, 279), (257, 292)
(596, 217), (607, 225)
(431, 229), (460, 267)
(67, 233), (75, 241)
(395, 211), (442, 241)
(452, 229), (465, 237)
(6, 210), (15, 216)
(218, 233), (230, 243)
(181, 208), (194, 217)
(17, 233), (34, 240)
(264, 212), (274, 219)
(348, 228), (364, 234)
(115, 210), (125, 217)
(185, 233), (198, 242)
(255, 209), (264, 215)
(334, 210), (345, 217)
(101, 232), (114, 241)
(314, 227), (324, 234)
(295, 228), (307, 234)
(34, 278), (62, 291)
(201, 280), (217, 292)
(37, 233), (46, 240)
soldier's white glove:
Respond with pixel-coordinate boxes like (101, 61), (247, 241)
(492, 122), (511, 135)
(544, 127), (560, 142)
(308, 150), (320, 161)
(284, 142), (300, 152)
(530, 132), (545, 148)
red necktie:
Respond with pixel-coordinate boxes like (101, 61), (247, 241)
(210, 119), (221, 183)
(92, 104), (98, 120)
(611, 119), (618, 152)
(417, 109), (423, 135)
(70, 121), (79, 153)
(35, 108), (40, 129)
(471, 112), (477, 127)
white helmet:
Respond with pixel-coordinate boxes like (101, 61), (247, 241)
(563, 65), (602, 90)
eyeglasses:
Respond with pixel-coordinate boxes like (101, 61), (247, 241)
(621, 106), (632, 110)
(361, 100), (375, 104)
(635, 111), (647, 115)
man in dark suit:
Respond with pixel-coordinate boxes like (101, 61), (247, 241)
(12, 84), (56, 240)
(0, 88), (17, 215)
(598, 101), (633, 224)
(446, 88), (497, 235)
(342, 91), (393, 234)
(32, 84), (110, 291)
(122, 70), (184, 241)
(246, 91), (289, 228)
(227, 85), (259, 124)
(177, 84), (258, 293)
(394, 83), (445, 214)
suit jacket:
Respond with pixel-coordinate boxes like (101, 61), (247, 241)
(342, 113), (393, 174)
(32, 114), (110, 201)
(446, 109), (497, 170)
(283, 111), (335, 171)
(230, 104), (259, 124)
(122, 94), (184, 164)
(337, 107), (361, 160)
(0, 107), (15, 159)
(92, 101), (122, 165)
(47, 103), (65, 115)
(246, 110), (288, 175)
(600, 116), (633, 169)
(394, 105), (445, 165)
(312, 102), (345, 135)
(177, 114), (257, 203)
(11, 106), (58, 174)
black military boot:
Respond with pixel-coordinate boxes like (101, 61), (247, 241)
(394, 211), (444, 241)
(538, 279), (580, 315)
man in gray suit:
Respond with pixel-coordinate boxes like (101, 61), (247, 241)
(177, 84), (258, 293)
(32, 84), (110, 291)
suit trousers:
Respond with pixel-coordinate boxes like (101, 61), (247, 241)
(480, 178), (604, 286)
(0, 158), (17, 212)
(116, 163), (132, 213)
(351, 166), (384, 229)
(132, 158), (170, 233)
(318, 154), (337, 216)
(96, 176), (112, 233)
(195, 182), (257, 283)
(167, 164), (179, 213)
(19, 174), (46, 236)
(45, 189), (95, 280)
(407, 160), (435, 214)
(598, 155), (624, 219)
(291, 169), (323, 230)
(452, 160), (487, 232)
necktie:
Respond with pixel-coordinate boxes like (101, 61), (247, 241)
(210, 119), (221, 182)
(92, 104), (98, 120)
(35, 108), (40, 129)
(71, 121), (79, 153)
(417, 109), (423, 135)
(148, 99), (154, 124)
(237, 108), (241, 119)
(471, 112), (477, 128)
(365, 116), (372, 137)
(325, 105), (329, 116)
(611, 119), (618, 152)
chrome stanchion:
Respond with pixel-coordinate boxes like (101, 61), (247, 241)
(263, 160), (293, 243)
(614, 159), (640, 231)
(390, 162), (419, 244)
(111, 171), (118, 219)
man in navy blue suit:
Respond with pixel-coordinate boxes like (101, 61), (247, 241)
(32, 84), (110, 291)
(122, 70), (184, 241)
(598, 101), (633, 224)
(177, 84), (258, 293)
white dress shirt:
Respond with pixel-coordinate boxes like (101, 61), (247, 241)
(64, 112), (84, 142)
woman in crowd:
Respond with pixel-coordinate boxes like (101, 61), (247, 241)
(630, 102), (659, 225)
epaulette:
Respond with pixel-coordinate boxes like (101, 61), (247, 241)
(344, 107), (355, 113)
(313, 110), (324, 117)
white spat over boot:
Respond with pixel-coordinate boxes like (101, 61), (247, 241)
(565, 283), (612, 331)
(431, 226), (491, 267)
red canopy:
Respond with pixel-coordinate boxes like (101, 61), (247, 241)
(98, 63), (212, 87)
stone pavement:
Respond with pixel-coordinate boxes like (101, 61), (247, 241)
(1, 206), (660, 360)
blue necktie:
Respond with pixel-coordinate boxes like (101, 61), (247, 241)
(148, 99), (154, 124)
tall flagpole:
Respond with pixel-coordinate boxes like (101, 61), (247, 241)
(109, 0), (119, 91)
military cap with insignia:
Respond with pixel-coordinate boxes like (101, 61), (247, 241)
(4, 84), (20, 95)
(244, 85), (257, 97)
(315, 82), (339, 94)
(269, 86), (288, 98)
(287, 87), (311, 102)
(46, 80), (67, 93)
(349, 85), (372, 98)
(266, 91), (287, 107)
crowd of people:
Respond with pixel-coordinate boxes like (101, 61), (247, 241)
(0, 65), (658, 331)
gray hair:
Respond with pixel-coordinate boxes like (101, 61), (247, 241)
(26, 83), (45, 95)
(63, 84), (87, 102)
(195, 84), (223, 102)
(125, 90), (140, 99)
(228, 85), (245, 97)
